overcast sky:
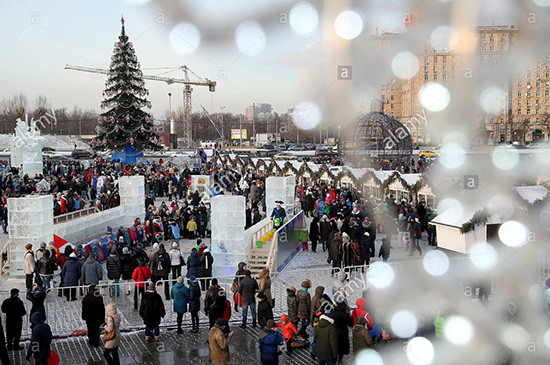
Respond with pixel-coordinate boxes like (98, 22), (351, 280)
(0, 0), (517, 119)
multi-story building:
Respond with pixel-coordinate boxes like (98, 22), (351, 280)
(245, 103), (272, 122)
(376, 25), (549, 144)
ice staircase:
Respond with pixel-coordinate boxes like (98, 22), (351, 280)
(245, 219), (277, 277)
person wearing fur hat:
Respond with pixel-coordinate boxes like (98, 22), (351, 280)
(296, 280), (312, 338)
(313, 310), (338, 364)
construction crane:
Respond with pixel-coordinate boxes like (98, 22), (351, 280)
(200, 105), (224, 141)
(65, 64), (216, 148)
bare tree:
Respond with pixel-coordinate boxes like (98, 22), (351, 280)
(0, 93), (28, 133)
(32, 94), (50, 121)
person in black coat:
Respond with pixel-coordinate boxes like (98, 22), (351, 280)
(139, 283), (166, 342)
(204, 278), (227, 328)
(333, 301), (353, 363)
(81, 285), (105, 347)
(187, 277), (201, 333)
(199, 249), (214, 291)
(309, 216), (320, 252)
(26, 285), (46, 322)
(186, 248), (200, 279)
(25, 312), (52, 365)
(106, 249), (122, 297)
(319, 215), (331, 252)
(257, 293), (273, 328)
(364, 218), (377, 257)
(378, 237), (391, 262)
(1, 288), (26, 351)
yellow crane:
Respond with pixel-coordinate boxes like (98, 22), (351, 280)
(65, 64), (216, 148)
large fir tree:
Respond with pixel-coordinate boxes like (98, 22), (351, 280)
(92, 17), (160, 152)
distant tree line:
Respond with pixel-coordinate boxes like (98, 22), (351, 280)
(0, 93), (320, 143)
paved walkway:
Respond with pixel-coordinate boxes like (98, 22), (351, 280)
(8, 321), (317, 365)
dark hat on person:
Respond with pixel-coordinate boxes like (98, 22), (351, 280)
(211, 278), (218, 285)
(216, 318), (228, 327)
(275, 200), (284, 204)
(266, 319), (277, 329)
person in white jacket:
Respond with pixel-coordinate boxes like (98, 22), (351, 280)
(103, 303), (121, 365)
(168, 242), (184, 281)
(23, 244), (36, 290)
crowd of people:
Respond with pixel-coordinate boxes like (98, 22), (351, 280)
(0, 154), (444, 364)
(299, 182), (436, 268)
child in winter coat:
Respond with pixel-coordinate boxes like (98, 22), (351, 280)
(257, 293), (274, 328)
(186, 216), (197, 239)
(277, 314), (298, 354)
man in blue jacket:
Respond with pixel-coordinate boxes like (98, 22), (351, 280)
(259, 319), (284, 364)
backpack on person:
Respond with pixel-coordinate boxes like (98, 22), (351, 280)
(156, 254), (166, 271)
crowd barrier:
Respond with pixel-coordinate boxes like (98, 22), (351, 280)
(0, 258), (485, 339)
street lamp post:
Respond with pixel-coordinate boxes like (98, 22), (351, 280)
(220, 106), (225, 145)
(239, 115), (242, 147)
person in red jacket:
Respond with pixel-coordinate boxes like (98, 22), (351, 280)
(223, 299), (232, 322)
(351, 298), (374, 331)
(131, 259), (152, 310)
(276, 314), (298, 354)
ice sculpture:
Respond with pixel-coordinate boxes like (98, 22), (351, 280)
(11, 117), (47, 177)
(190, 175), (211, 203)
(266, 176), (297, 223)
(118, 175), (145, 223)
(8, 195), (53, 278)
(210, 195), (246, 279)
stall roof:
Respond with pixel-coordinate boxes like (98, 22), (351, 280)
(400, 173), (422, 187)
(515, 185), (549, 204)
(372, 170), (396, 184)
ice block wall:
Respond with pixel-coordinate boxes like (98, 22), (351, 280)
(118, 175), (145, 224)
(8, 195), (54, 278)
(190, 175), (211, 203)
(211, 195), (246, 279)
(266, 176), (297, 224)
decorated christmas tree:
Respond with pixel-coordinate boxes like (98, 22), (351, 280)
(92, 17), (160, 155)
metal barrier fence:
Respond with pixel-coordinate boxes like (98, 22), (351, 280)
(1, 258), (481, 340)
(8, 253), (549, 340)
